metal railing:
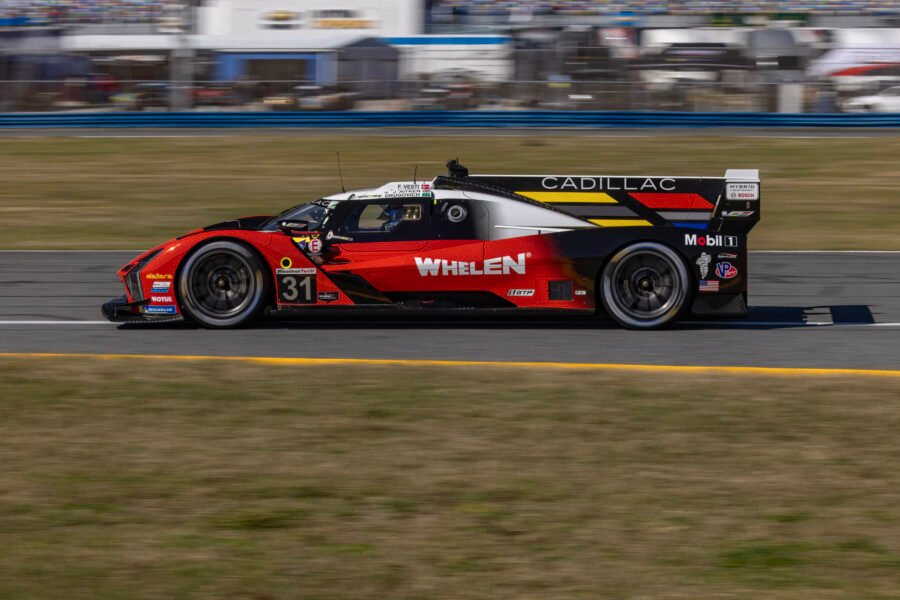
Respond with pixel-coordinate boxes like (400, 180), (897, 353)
(0, 78), (880, 114)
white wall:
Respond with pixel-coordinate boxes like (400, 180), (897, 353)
(640, 28), (748, 53)
(394, 40), (514, 81)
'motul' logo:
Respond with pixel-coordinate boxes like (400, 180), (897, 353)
(415, 253), (527, 277)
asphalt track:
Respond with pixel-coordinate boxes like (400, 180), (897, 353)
(0, 251), (898, 370)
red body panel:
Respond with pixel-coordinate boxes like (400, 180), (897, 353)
(117, 228), (599, 317)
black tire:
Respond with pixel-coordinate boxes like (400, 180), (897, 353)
(599, 242), (691, 330)
(178, 240), (268, 329)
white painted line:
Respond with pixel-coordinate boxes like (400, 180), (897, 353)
(746, 135), (872, 139)
(0, 250), (145, 253)
(682, 321), (827, 327)
(751, 250), (900, 254)
(682, 321), (900, 328)
(0, 320), (897, 329)
(0, 320), (113, 325)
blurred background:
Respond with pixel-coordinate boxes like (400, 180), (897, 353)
(0, 0), (899, 114)
(3, 5), (900, 600)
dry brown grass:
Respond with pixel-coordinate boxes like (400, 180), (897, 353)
(1, 357), (900, 599)
(0, 134), (898, 249)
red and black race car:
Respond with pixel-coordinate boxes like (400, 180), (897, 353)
(102, 160), (760, 330)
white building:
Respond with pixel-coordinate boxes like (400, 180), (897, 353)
(57, 0), (511, 83)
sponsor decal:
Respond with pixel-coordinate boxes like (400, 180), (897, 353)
(684, 234), (738, 248)
(292, 232), (321, 251)
(717, 253), (738, 260)
(574, 289), (588, 296)
(541, 176), (676, 192)
(696, 252), (712, 279)
(280, 257), (293, 269)
(150, 281), (171, 293)
(277, 271), (316, 304)
(507, 289), (535, 297)
(317, 291), (339, 302)
(151, 295), (174, 303)
(725, 182), (759, 201)
(382, 183), (433, 198)
(312, 17), (375, 29)
(722, 210), (755, 218)
(415, 253), (528, 277)
(261, 10), (301, 29)
(145, 273), (173, 280)
(142, 305), (177, 315)
(308, 238), (323, 254)
(277, 268), (316, 275)
(715, 262), (738, 280)
(698, 280), (720, 293)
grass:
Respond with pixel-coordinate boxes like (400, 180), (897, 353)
(0, 134), (898, 249)
(1, 357), (900, 598)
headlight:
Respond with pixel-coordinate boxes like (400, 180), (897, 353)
(124, 248), (163, 302)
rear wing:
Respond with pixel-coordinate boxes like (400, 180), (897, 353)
(464, 169), (760, 233)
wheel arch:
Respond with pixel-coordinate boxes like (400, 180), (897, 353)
(592, 238), (695, 309)
(174, 235), (275, 324)
(594, 238), (695, 328)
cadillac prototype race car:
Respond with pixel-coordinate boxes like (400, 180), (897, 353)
(102, 161), (760, 330)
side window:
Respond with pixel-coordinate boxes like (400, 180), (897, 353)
(340, 201), (427, 240)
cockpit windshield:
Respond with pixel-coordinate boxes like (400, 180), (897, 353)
(266, 199), (334, 231)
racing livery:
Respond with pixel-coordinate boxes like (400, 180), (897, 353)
(102, 160), (760, 329)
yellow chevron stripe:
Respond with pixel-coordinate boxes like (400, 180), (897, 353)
(589, 219), (653, 227)
(517, 191), (618, 204)
(1, 353), (900, 378)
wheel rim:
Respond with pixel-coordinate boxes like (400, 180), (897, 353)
(187, 252), (256, 319)
(610, 249), (682, 322)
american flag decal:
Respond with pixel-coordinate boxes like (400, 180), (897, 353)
(699, 280), (720, 293)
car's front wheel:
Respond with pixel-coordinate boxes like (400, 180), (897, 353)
(599, 242), (691, 330)
(178, 240), (268, 328)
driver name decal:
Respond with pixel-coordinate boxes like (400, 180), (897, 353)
(415, 253), (527, 277)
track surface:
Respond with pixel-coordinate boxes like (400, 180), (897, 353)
(1, 251), (899, 369)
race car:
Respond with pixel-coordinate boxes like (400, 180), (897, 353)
(102, 160), (760, 330)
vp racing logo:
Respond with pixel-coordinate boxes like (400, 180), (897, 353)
(415, 253), (527, 277)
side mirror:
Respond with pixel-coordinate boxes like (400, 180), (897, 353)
(278, 220), (309, 235)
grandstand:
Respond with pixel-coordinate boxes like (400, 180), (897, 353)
(428, 0), (900, 16)
(0, 0), (182, 26)
(0, 0), (897, 28)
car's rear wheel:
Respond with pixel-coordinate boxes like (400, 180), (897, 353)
(178, 240), (268, 329)
(600, 242), (690, 330)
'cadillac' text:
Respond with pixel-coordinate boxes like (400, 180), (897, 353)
(541, 176), (677, 192)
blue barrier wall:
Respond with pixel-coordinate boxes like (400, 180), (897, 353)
(0, 111), (899, 128)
